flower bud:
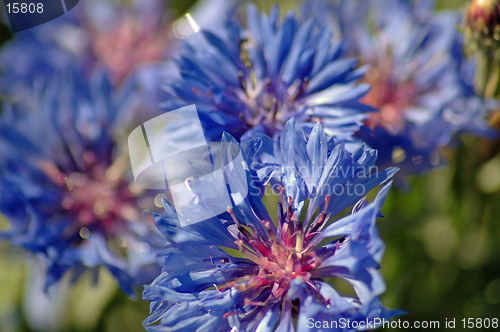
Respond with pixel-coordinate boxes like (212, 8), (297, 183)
(464, 0), (500, 52)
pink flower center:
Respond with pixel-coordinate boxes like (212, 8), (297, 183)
(220, 190), (339, 306)
(93, 17), (171, 84)
(361, 65), (418, 134)
(38, 152), (142, 235)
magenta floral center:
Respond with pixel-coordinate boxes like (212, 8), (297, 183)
(221, 190), (340, 307)
(38, 152), (140, 234)
(361, 65), (418, 134)
(93, 17), (170, 84)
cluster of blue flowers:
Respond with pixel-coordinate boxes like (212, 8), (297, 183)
(0, 0), (496, 331)
(305, 0), (497, 182)
(0, 0), (173, 296)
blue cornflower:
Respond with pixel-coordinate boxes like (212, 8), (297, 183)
(306, 0), (497, 179)
(0, 0), (173, 103)
(0, 68), (165, 295)
(163, 3), (376, 141)
(143, 118), (399, 331)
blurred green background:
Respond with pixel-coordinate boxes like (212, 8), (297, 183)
(2, 0), (500, 331)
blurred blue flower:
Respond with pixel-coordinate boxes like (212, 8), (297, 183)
(143, 119), (399, 331)
(305, 0), (497, 180)
(0, 68), (165, 296)
(163, 3), (376, 142)
(0, 0), (174, 105)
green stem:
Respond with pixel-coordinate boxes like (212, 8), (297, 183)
(493, 56), (500, 98)
(477, 50), (500, 98)
(475, 51), (489, 96)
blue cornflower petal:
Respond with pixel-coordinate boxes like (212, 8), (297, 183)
(243, 118), (397, 227)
